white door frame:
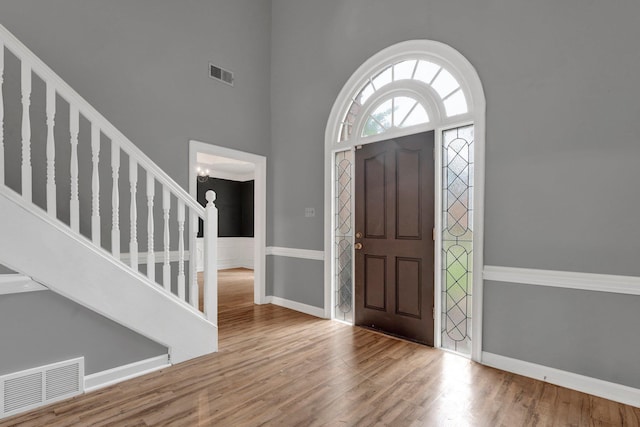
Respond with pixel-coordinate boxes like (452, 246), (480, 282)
(189, 140), (267, 305)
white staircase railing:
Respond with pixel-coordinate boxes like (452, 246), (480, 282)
(0, 23), (218, 327)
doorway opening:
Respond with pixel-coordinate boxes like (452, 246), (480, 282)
(189, 140), (267, 307)
(324, 40), (485, 360)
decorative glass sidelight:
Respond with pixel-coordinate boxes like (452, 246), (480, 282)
(334, 150), (354, 322)
(441, 125), (474, 354)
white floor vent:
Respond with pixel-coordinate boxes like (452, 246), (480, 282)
(1, 357), (84, 419)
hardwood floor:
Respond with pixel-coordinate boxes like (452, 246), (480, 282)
(4, 268), (639, 426)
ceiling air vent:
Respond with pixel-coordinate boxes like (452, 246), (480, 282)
(1, 358), (84, 419)
(209, 63), (234, 86)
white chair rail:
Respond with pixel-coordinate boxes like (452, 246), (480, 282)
(0, 23), (218, 324)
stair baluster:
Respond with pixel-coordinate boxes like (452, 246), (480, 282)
(0, 42), (4, 187)
(177, 200), (186, 300)
(46, 83), (56, 217)
(162, 187), (171, 292)
(129, 158), (138, 269)
(20, 62), (31, 201)
(69, 105), (79, 232)
(189, 210), (198, 308)
(111, 144), (121, 258)
(147, 174), (155, 282)
(91, 123), (101, 245)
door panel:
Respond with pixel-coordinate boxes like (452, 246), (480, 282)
(396, 149), (421, 239)
(355, 131), (435, 345)
(396, 257), (421, 318)
(364, 154), (386, 238)
(364, 255), (387, 311)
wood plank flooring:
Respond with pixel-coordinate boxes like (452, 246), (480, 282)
(3, 268), (639, 426)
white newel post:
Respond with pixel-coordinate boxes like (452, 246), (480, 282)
(203, 190), (218, 324)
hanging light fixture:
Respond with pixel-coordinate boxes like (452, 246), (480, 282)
(196, 166), (210, 183)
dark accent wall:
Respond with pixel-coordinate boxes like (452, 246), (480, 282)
(197, 178), (254, 237)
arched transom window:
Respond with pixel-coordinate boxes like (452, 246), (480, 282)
(338, 58), (471, 142)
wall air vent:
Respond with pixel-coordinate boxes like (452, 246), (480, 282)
(1, 358), (84, 419)
(209, 63), (234, 86)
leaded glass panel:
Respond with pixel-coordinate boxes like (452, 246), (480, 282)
(441, 125), (474, 354)
(334, 150), (354, 322)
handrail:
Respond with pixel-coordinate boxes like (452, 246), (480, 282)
(0, 23), (204, 217)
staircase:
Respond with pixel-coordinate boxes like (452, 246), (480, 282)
(0, 22), (219, 369)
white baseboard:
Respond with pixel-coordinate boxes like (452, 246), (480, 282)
(0, 274), (47, 295)
(482, 352), (640, 408)
(266, 296), (325, 318)
(84, 355), (170, 392)
(218, 259), (254, 270)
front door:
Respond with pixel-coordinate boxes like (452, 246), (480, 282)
(354, 131), (435, 345)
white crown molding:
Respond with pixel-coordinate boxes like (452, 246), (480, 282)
(84, 355), (170, 393)
(483, 265), (640, 296)
(265, 296), (325, 318)
(482, 352), (640, 408)
(266, 246), (324, 261)
(0, 274), (47, 295)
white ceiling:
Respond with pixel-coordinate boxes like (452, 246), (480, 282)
(196, 152), (255, 174)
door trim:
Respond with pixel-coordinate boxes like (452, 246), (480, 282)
(324, 40), (486, 361)
(189, 140), (267, 305)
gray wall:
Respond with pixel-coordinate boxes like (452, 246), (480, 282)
(0, 0), (270, 375)
(0, 1), (271, 178)
(0, 0), (271, 255)
(0, 291), (166, 376)
(267, 256), (324, 308)
(484, 282), (640, 389)
(270, 0), (640, 386)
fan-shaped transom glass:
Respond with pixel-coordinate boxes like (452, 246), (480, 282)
(338, 59), (469, 142)
(362, 96), (429, 137)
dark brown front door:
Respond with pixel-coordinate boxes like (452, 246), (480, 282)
(354, 131), (435, 345)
